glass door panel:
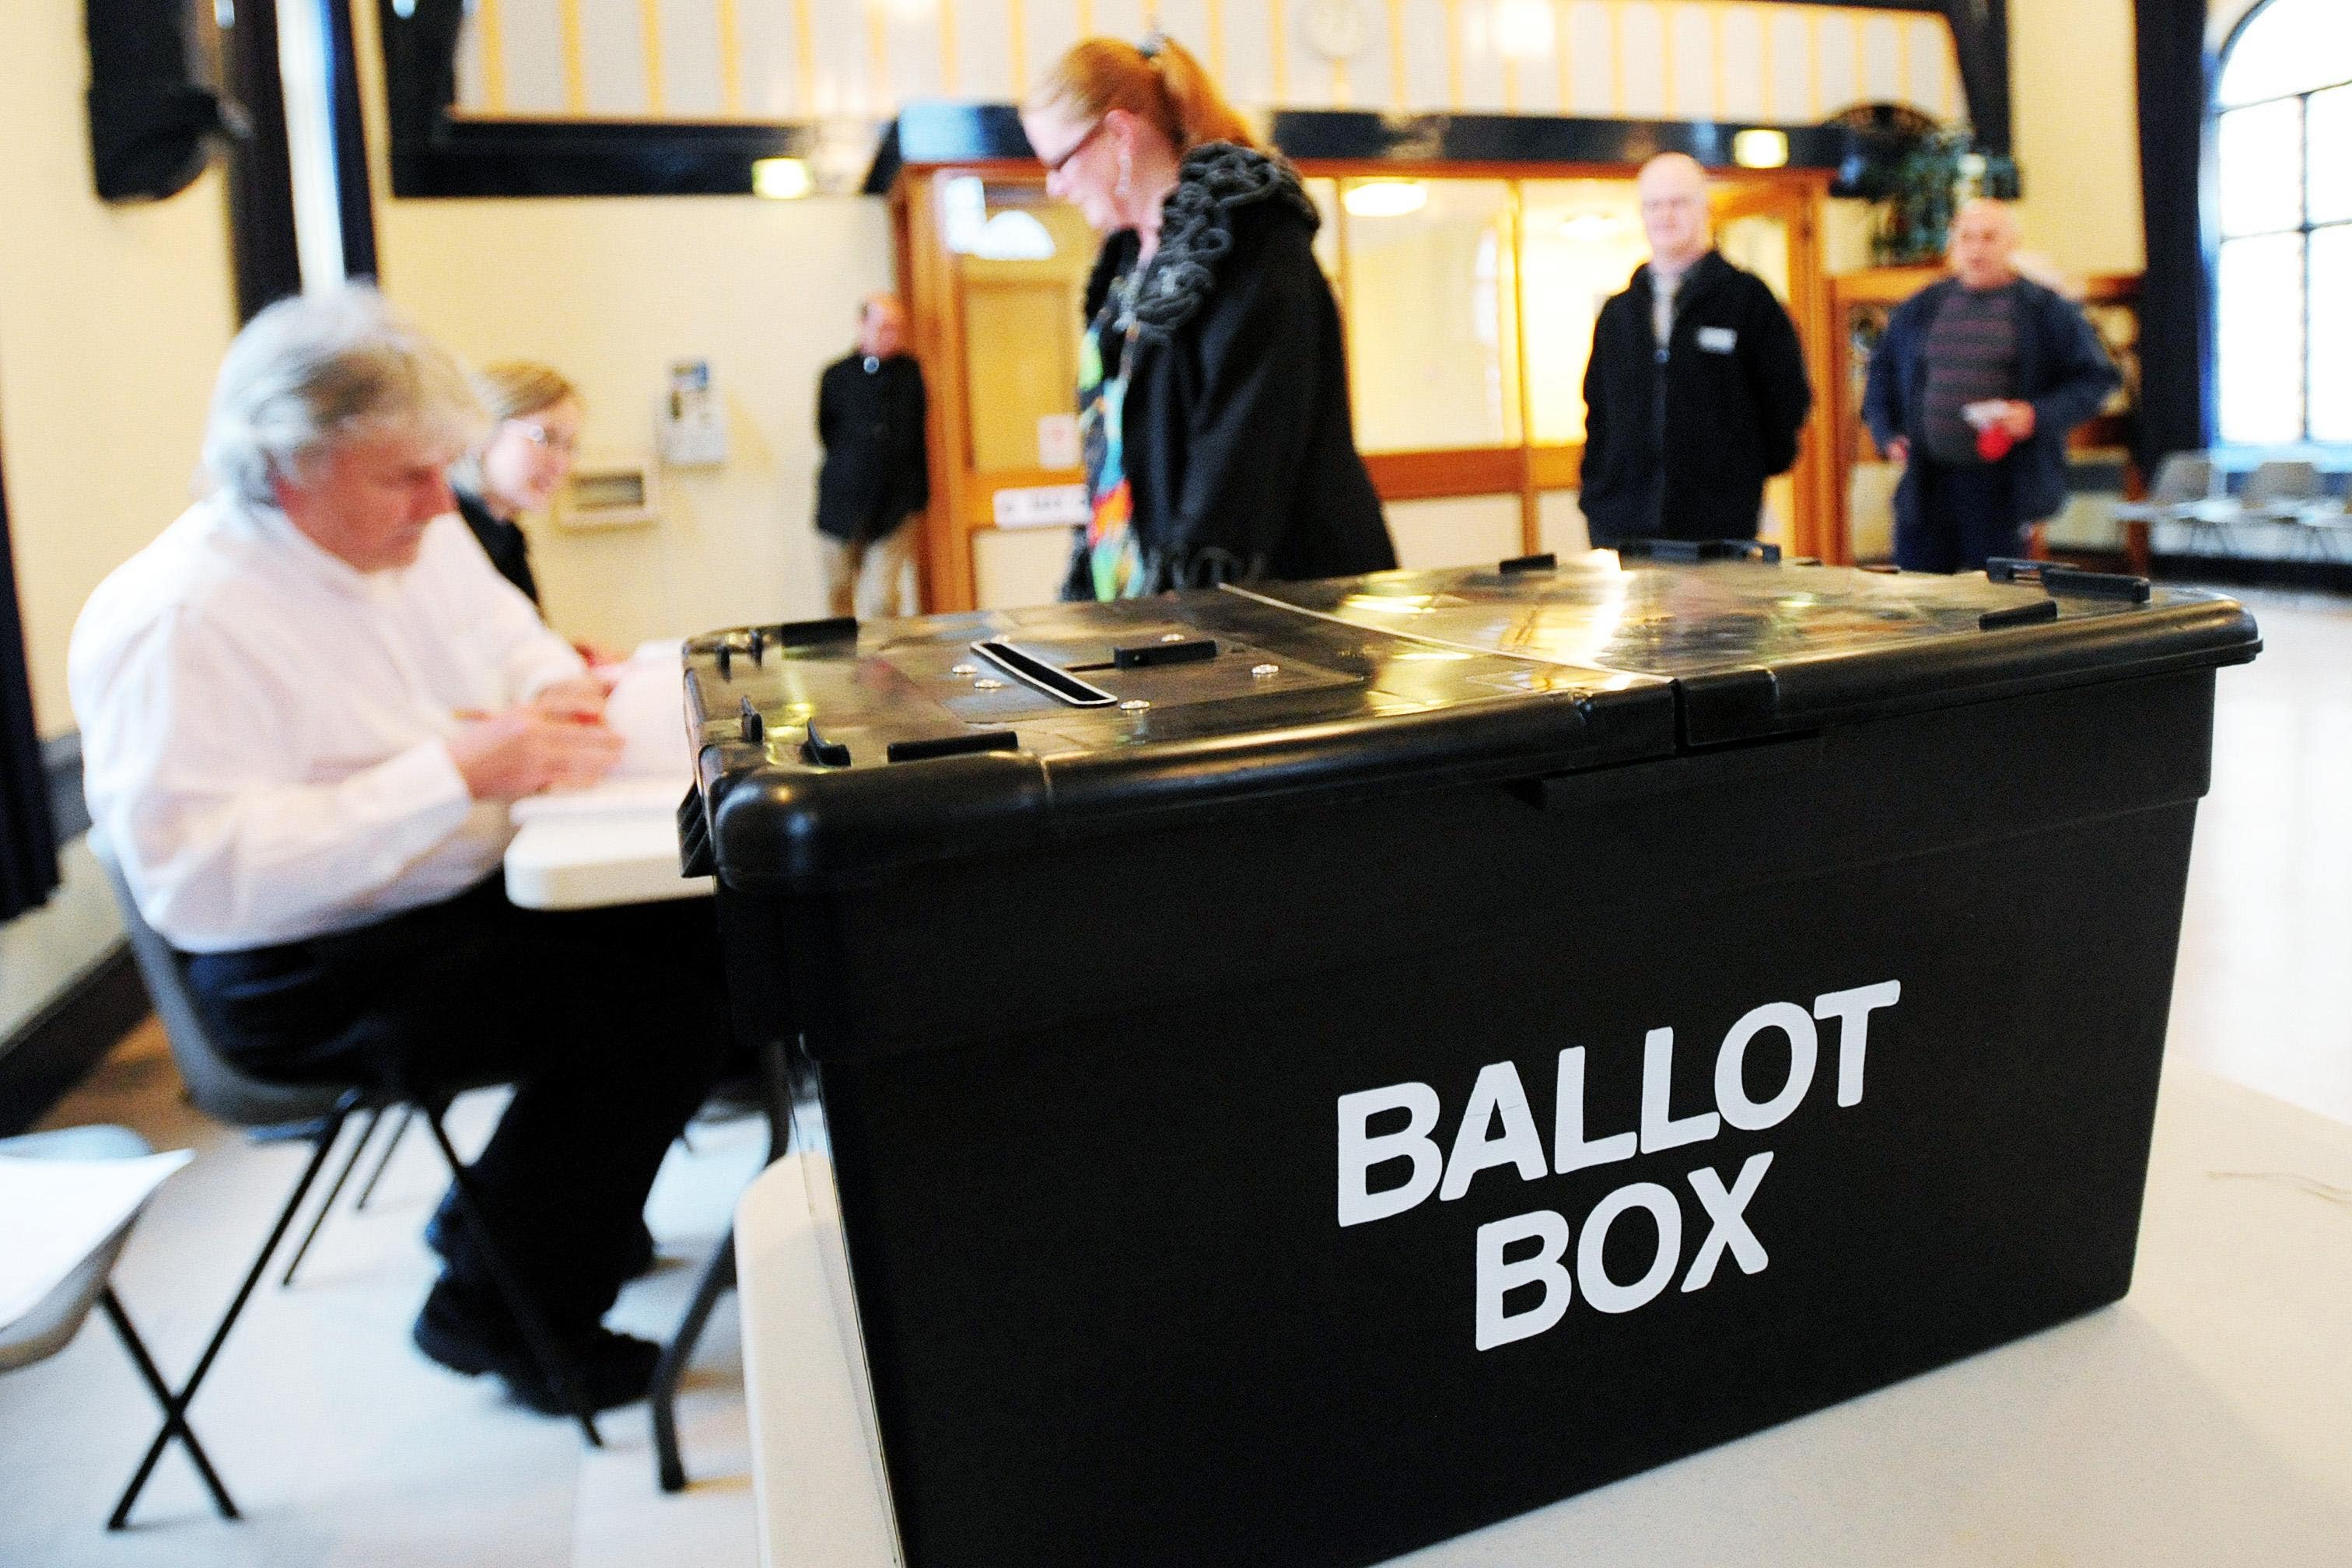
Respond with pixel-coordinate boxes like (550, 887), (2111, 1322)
(1342, 179), (1521, 451)
(1517, 179), (1645, 445)
(948, 177), (1099, 474)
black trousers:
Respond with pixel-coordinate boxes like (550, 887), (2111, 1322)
(1896, 457), (2024, 573)
(182, 879), (730, 1332)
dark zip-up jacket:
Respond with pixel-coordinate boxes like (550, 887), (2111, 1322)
(1862, 275), (2119, 531)
(455, 487), (540, 607)
(814, 352), (929, 544)
(1061, 143), (1393, 598)
(1578, 250), (1811, 545)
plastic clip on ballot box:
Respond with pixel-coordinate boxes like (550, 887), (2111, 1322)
(680, 554), (2260, 1568)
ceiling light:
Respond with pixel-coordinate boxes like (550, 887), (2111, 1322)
(1343, 180), (1429, 219)
(751, 157), (813, 199)
(1731, 129), (1790, 170)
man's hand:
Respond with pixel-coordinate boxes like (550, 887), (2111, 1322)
(2000, 401), (2037, 439)
(1885, 436), (1910, 464)
(447, 695), (624, 801)
(530, 676), (612, 719)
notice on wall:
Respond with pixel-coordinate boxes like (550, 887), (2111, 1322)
(1037, 414), (1081, 469)
(993, 485), (1090, 530)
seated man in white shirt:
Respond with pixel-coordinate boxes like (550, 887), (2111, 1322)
(71, 286), (726, 1416)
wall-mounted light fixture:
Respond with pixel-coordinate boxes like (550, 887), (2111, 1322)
(1731, 129), (1790, 170)
(1342, 180), (1428, 219)
(752, 157), (814, 199)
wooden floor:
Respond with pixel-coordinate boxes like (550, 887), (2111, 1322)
(2, 583), (2347, 1567)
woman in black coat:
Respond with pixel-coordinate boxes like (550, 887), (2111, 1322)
(1021, 36), (1394, 600)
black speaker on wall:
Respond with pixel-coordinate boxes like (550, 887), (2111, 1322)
(85, 0), (242, 202)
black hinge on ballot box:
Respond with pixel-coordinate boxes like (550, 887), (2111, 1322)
(677, 786), (716, 878)
(1978, 599), (2061, 631)
(800, 719), (852, 768)
(1616, 538), (1783, 564)
(1986, 558), (2153, 602)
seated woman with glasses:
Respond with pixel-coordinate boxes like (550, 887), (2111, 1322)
(450, 362), (582, 607)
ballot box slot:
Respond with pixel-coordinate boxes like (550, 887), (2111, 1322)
(971, 640), (1119, 707)
(1498, 552), (1557, 575)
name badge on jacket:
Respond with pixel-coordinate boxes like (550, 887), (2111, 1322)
(1696, 326), (1738, 354)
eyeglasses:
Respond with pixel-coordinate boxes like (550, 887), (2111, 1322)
(513, 420), (579, 457)
(1039, 118), (1108, 175)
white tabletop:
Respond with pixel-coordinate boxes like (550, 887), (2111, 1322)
(502, 779), (712, 910)
(734, 1065), (2352, 1568)
(500, 644), (715, 911)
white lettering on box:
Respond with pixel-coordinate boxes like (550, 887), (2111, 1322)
(1682, 1152), (1773, 1292)
(1577, 1182), (1684, 1314)
(1552, 1047), (1639, 1175)
(1334, 980), (1899, 1346)
(1441, 1062), (1549, 1200)
(1715, 1002), (1819, 1132)
(1475, 1209), (1573, 1350)
(1337, 1083), (1443, 1227)
(1812, 980), (1903, 1107)
(1640, 1027), (1722, 1153)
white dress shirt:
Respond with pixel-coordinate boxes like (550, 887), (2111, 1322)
(70, 493), (586, 953)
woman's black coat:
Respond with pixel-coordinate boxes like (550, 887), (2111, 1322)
(1062, 145), (1394, 599)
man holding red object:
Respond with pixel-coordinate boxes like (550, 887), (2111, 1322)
(1864, 199), (2120, 572)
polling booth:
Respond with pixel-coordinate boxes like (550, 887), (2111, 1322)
(681, 550), (2259, 1568)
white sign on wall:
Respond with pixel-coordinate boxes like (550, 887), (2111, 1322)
(992, 485), (1090, 529)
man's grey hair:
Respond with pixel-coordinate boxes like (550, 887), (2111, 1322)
(201, 284), (485, 506)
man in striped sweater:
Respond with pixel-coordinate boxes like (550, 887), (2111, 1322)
(1864, 200), (2119, 572)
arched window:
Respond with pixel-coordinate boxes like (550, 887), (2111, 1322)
(2212, 0), (2352, 446)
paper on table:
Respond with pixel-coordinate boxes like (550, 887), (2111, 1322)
(512, 642), (694, 824)
(0, 1150), (193, 1329)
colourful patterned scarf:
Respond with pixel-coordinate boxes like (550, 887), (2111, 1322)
(1078, 274), (1146, 600)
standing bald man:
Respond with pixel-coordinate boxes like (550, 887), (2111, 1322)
(1863, 199), (2119, 572)
(1580, 152), (1812, 548)
(814, 293), (929, 618)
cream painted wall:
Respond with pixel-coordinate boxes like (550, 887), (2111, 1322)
(2009, 0), (2146, 279)
(375, 196), (890, 647)
(0, 8), (237, 737)
(352, 2), (893, 650)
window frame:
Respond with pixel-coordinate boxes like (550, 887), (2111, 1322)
(2210, 0), (2352, 447)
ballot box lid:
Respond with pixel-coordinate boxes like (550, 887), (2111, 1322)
(1242, 551), (2262, 746)
(681, 554), (2258, 892)
(683, 580), (1677, 891)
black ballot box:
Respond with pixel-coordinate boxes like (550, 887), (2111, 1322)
(680, 551), (2260, 1568)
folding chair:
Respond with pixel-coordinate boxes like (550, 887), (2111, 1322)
(0, 1125), (229, 1528)
(90, 830), (610, 1528)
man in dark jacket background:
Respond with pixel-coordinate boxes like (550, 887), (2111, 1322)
(1579, 152), (1812, 548)
(814, 294), (928, 618)
(1863, 199), (2119, 572)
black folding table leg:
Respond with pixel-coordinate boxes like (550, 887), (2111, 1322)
(655, 1098), (787, 1493)
(351, 1104), (413, 1212)
(417, 1108), (604, 1447)
(98, 1288), (238, 1522)
(110, 1107), (349, 1530)
(280, 1106), (380, 1286)
(653, 1231), (739, 1493)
